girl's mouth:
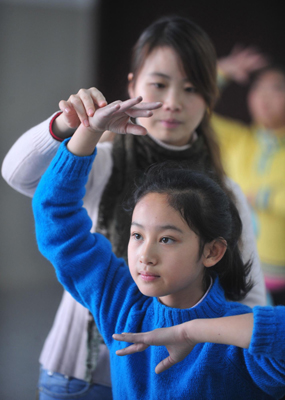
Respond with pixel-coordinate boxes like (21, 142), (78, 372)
(139, 272), (160, 282)
(160, 119), (181, 129)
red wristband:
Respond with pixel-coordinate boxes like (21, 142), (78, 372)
(49, 112), (64, 142)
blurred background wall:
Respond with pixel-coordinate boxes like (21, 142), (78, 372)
(0, 1), (99, 399)
(0, 1), (284, 399)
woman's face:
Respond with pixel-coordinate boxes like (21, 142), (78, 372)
(128, 46), (206, 146)
(247, 70), (285, 130)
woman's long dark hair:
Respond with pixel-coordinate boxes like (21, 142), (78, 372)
(126, 162), (253, 301)
(129, 15), (225, 184)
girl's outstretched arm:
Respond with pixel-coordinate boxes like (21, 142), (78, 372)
(113, 313), (253, 374)
(217, 45), (268, 84)
(32, 96), (162, 343)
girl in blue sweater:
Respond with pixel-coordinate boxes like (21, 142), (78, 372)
(33, 96), (285, 400)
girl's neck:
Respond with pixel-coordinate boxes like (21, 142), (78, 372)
(148, 131), (198, 151)
(158, 276), (213, 309)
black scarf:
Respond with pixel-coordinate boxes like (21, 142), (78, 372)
(96, 133), (212, 260)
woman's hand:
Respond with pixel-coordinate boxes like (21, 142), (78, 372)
(112, 314), (253, 374)
(113, 324), (196, 374)
(218, 45), (269, 84)
(53, 87), (108, 139)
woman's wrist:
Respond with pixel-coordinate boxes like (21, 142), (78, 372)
(183, 314), (253, 349)
(52, 113), (77, 140)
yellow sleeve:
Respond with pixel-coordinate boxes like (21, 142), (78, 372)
(211, 113), (251, 153)
(268, 187), (285, 217)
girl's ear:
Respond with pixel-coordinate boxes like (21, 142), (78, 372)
(202, 239), (227, 267)
(128, 73), (134, 98)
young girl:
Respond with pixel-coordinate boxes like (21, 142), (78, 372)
(2, 16), (266, 399)
(32, 96), (285, 400)
(213, 57), (285, 305)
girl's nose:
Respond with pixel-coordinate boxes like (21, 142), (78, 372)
(163, 89), (182, 112)
(139, 243), (157, 266)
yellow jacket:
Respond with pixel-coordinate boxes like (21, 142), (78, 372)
(212, 114), (285, 267)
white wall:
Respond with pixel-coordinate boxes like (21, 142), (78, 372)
(0, 2), (99, 398)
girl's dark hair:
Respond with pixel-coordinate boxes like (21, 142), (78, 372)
(127, 162), (253, 301)
(250, 64), (285, 86)
(129, 15), (225, 182)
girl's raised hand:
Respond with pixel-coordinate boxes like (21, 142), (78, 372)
(59, 87), (108, 129)
(53, 87), (108, 139)
(88, 96), (162, 136)
(112, 324), (196, 374)
(67, 96), (162, 156)
(218, 45), (269, 84)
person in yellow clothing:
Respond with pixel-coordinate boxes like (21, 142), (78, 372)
(213, 48), (285, 305)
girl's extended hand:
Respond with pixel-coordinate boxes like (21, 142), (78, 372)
(112, 324), (196, 374)
(218, 45), (269, 84)
(67, 96), (162, 156)
(59, 87), (108, 129)
(88, 96), (161, 136)
(53, 87), (108, 139)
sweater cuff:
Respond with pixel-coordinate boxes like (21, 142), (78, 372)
(50, 139), (97, 182)
(249, 306), (285, 359)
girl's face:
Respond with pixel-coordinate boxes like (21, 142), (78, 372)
(128, 46), (207, 146)
(247, 70), (285, 130)
(128, 192), (206, 309)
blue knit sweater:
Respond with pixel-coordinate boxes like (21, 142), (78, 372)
(33, 141), (285, 400)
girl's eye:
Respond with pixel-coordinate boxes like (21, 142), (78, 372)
(160, 237), (174, 244)
(132, 233), (142, 241)
(185, 86), (197, 93)
(151, 82), (165, 89)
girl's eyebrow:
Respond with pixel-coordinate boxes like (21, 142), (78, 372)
(148, 72), (189, 83)
(131, 221), (183, 233)
(148, 72), (171, 79)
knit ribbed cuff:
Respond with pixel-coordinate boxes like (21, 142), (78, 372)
(249, 306), (284, 358)
(32, 112), (63, 156)
(50, 139), (97, 182)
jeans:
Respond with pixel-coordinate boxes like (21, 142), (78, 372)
(38, 367), (113, 400)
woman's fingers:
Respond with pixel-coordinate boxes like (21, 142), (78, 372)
(131, 101), (162, 110)
(125, 122), (147, 136)
(115, 342), (149, 356)
(113, 330), (161, 345)
(87, 97), (161, 135)
(155, 356), (177, 374)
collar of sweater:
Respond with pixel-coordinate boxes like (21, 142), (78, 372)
(147, 131), (198, 151)
(254, 125), (285, 146)
(152, 277), (227, 326)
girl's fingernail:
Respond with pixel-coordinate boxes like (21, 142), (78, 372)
(83, 119), (89, 127)
(88, 109), (94, 116)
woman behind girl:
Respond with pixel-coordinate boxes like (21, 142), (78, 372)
(32, 97), (285, 399)
(2, 16), (266, 399)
